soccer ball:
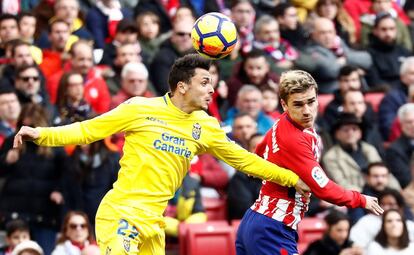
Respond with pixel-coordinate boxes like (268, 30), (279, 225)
(191, 12), (238, 59)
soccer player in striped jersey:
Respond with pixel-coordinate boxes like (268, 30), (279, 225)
(235, 70), (384, 255)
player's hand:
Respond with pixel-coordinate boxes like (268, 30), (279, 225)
(364, 195), (384, 216)
(13, 126), (40, 149)
(295, 178), (310, 200)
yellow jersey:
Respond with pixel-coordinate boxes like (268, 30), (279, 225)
(34, 94), (299, 216)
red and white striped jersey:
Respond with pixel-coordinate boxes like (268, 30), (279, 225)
(251, 113), (366, 230)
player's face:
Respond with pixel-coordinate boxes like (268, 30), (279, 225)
(282, 87), (318, 129)
(186, 68), (214, 111)
(328, 219), (349, 246)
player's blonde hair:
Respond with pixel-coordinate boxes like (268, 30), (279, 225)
(279, 70), (318, 102)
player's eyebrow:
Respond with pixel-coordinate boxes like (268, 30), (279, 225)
(201, 76), (212, 82)
(292, 97), (316, 105)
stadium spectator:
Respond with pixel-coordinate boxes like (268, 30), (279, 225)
(227, 133), (263, 220)
(110, 62), (153, 109)
(274, 3), (307, 50)
(350, 188), (414, 251)
(342, 89), (385, 157)
(230, 0), (255, 56)
(225, 85), (274, 135)
(36, 0), (92, 50)
(135, 11), (164, 65)
(323, 112), (382, 192)
(99, 19), (139, 67)
(304, 210), (363, 255)
(39, 19), (71, 80)
(252, 15), (298, 73)
(86, 0), (132, 49)
(12, 240), (43, 255)
(226, 49), (279, 107)
(365, 12), (412, 91)
(314, 0), (356, 46)
(53, 71), (93, 126)
(367, 209), (414, 254)
(385, 103), (414, 189)
(1, 41), (38, 89)
(295, 17), (372, 94)
(14, 65), (50, 110)
(51, 211), (96, 255)
(0, 14), (20, 58)
(149, 16), (195, 95)
(133, 0), (174, 35)
(104, 42), (142, 95)
(17, 12), (36, 44)
(323, 65), (364, 126)
(61, 139), (120, 227)
(0, 88), (21, 147)
(207, 62), (229, 122)
(348, 162), (401, 224)
(0, 104), (66, 255)
(378, 57), (414, 140)
(0, 219), (31, 255)
(261, 85), (281, 120)
(360, 0), (412, 51)
(47, 40), (111, 113)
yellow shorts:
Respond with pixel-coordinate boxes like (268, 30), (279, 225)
(95, 199), (166, 255)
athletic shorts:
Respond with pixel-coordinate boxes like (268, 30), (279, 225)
(235, 209), (299, 255)
(95, 198), (166, 255)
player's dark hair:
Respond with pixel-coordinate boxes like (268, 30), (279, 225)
(5, 219), (30, 237)
(375, 209), (409, 249)
(168, 54), (211, 92)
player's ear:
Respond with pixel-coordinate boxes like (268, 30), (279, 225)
(280, 99), (288, 112)
(177, 81), (188, 94)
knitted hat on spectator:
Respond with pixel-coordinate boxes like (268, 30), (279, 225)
(12, 240), (44, 255)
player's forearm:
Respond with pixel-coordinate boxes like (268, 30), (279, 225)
(34, 122), (94, 146)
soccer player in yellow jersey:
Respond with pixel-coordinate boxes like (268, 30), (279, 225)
(13, 54), (310, 255)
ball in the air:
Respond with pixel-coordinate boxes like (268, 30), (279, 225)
(191, 12), (238, 59)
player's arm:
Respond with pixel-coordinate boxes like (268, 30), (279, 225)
(204, 121), (300, 188)
(281, 137), (382, 214)
(14, 100), (139, 147)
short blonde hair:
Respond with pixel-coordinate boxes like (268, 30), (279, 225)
(279, 70), (318, 102)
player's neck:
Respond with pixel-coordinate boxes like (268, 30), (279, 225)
(170, 94), (194, 114)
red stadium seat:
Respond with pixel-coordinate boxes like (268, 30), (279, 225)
(179, 221), (228, 255)
(186, 224), (236, 255)
(297, 217), (327, 244)
(317, 94), (334, 114)
(364, 92), (385, 112)
(202, 197), (227, 221)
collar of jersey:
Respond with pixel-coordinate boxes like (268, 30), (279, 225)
(164, 93), (193, 117)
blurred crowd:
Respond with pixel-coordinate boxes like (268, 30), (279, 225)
(0, 0), (413, 254)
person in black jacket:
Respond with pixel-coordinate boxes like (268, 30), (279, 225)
(0, 104), (66, 255)
(365, 12), (412, 91)
(304, 210), (364, 255)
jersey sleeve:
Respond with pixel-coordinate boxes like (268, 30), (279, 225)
(277, 134), (366, 209)
(204, 120), (299, 187)
(34, 99), (141, 146)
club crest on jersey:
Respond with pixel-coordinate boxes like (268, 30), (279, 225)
(123, 237), (130, 252)
(311, 166), (328, 188)
(105, 247), (111, 255)
(192, 123), (201, 140)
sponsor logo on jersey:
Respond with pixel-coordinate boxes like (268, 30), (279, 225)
(192, 123), (201, 140)
(311, 166), (328, 188)
(123, 237), (130, 252)
(145, 116), (167, 125)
